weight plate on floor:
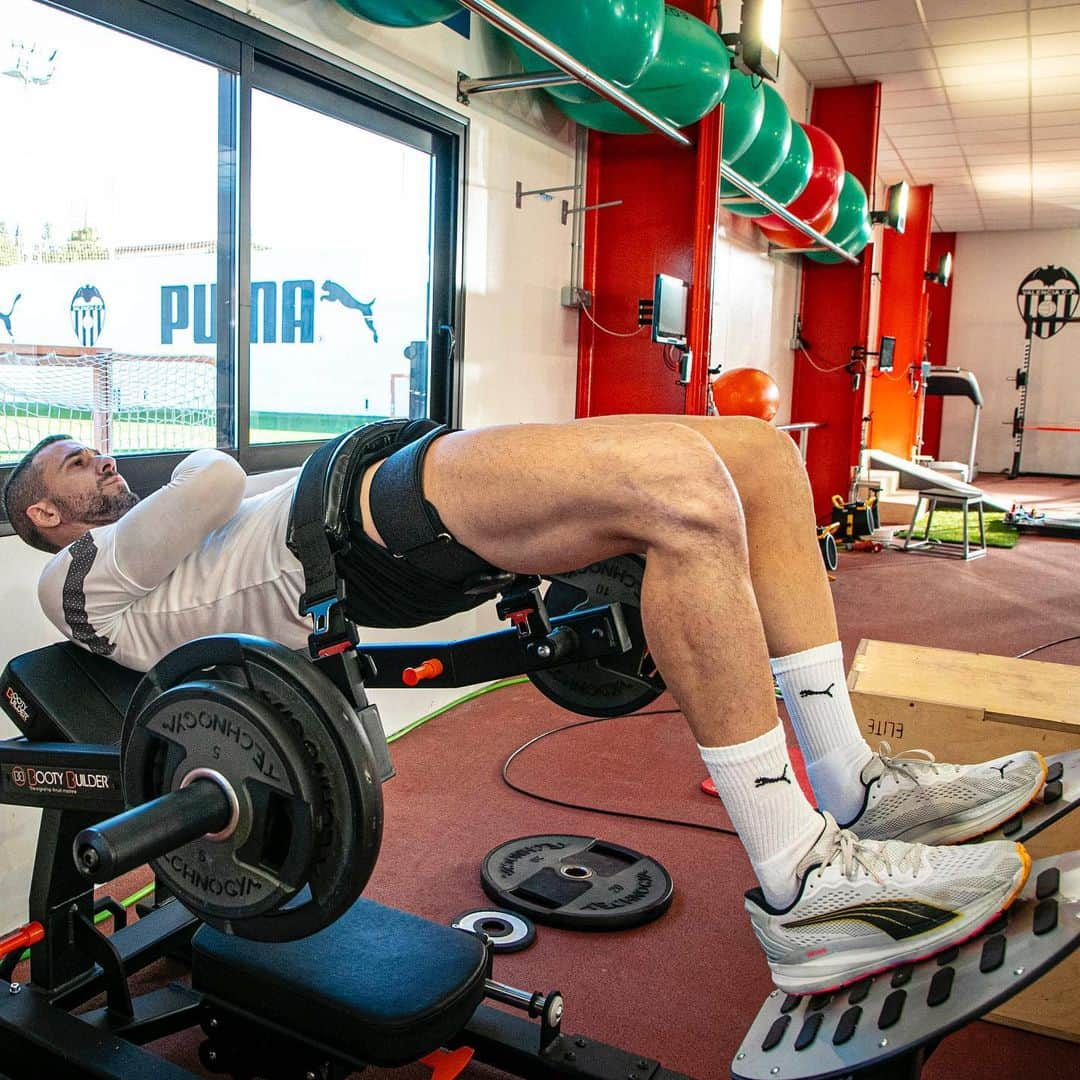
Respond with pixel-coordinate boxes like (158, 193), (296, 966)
(480, 834), (674, 930)
(453, 908), (536, 952)
(529, 555), (665, 717)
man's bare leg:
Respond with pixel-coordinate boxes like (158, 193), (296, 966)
(376, 419), (778, 749)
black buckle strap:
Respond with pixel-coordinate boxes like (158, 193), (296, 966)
(287, 421), (411, 654)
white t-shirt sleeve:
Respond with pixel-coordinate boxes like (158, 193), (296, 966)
(37, 450), (247, 659)
(112, 449), (247, 591)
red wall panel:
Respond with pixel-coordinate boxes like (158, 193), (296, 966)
(575, 1), (720, 418)
(920, 230), (957, 459)
(870, 185), (933, 460)
(791, 83), (880, 519)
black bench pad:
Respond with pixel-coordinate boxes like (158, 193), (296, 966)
(191, 898), (490, 1066)
(0, 642), (141, 742)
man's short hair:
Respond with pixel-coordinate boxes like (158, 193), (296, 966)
(3, 434), (71, 553)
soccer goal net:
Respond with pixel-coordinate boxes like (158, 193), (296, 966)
(0, 348), (217, 463)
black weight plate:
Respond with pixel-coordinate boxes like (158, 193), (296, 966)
(819, 531), (838, 572)
(480, 834), (674, 930)
(453, 908), (536, 952)
(125, 635), (383, 942)
(125, 680), (318, 924)
(529, 555), (665, 717)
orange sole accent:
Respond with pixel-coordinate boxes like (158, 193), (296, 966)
(783, 843), (1034, 998)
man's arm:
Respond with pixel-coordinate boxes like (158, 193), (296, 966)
(243, 466), (301, 499)
(112, 449), (247, 592)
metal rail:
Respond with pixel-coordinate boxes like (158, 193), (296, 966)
(455, 0), (859, 260)
(455, 0), (691, 146)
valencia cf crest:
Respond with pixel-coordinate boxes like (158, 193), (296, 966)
(70, 284), (106, 346)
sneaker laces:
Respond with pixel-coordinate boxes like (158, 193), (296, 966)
(875, 741), (954, 786)
(811, 816), (927, 886)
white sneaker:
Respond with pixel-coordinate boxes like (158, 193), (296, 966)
(745, 814), (1031, 995)
(843, 745), (1046, 845)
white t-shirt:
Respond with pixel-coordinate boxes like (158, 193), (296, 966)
(38, 450), (310, 670)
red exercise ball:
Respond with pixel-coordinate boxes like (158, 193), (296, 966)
(756, 124), (844, 231)
(711, 368), (781, 421)
(757, 199), (839, 249)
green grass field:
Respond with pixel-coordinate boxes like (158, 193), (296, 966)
(0, 410), (391, 464)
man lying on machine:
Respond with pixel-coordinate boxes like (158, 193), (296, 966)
(3, 417), (1047, 995)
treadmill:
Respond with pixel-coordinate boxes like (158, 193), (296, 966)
(916, 366), (983, 483)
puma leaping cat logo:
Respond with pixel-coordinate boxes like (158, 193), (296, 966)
(755, 764), (792, 788)
(320, 280), (378, 343)
(0, 293), (21, 340)
(799, 683), (835, 699)
(992, 760), (1013, 780)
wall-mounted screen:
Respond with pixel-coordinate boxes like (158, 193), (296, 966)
(652, 273), (689, 346)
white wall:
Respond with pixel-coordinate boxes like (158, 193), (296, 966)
(710, 50), (810, 425)
(946, 228), (1080, 477)
(0, 0), (583, 924)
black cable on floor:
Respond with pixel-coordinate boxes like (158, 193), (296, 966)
(501, 708), (739, 838)
(1016, 634), (1080, 659)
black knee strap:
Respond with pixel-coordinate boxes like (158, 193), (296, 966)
(287, 419), (417, 626)
(368, 426), (495, 584)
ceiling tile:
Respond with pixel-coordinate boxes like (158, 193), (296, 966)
(1032, 135), (1080, 148)
(954, 114), (1030, 132)
(925, 12), (1029, 45)
(881, 87), (951, 109)
(1032, 54), (1080, 77)
(1031, 32), (1080, 58)
(1033, 109), (1080, 127)
(955, 127), (1030, 143)
(949, 99), (1031, 118)
(946, 79), (1029, 102)
(816, 1), (921, 35)
(893, 142), (966, 158)
(880, 105), (955, 124)
(922, 1), (1026, 19)
(941, 61), (1030, 86)
(1030, 5), (1080, 35)
(1032, 74), (1080, 95)
(784, 35), (840, 62)
(831, 25), (931, 55)
(884, 118), (958, 136)
(848, 49), (937, 76)
(888, 132), (963, 148)
(1033, 93), (1080, 111)
(878, 69), (945, 91)
(782, 9), (826, 38)
(934, 38), (1029, 66)
(794, 57), (853, 82)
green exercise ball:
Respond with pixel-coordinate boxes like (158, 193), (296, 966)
(726, 119), (812, 219)
(553, 6), (732, 133)
(721, 81), (790, 193)
(719, 69), (767, 163)
(502, 0), (665, 104)
(828, 172), (870, 247)
(805, 213), (872, 264)
(332, 0), (461, 27)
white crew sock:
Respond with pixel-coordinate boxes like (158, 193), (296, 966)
(771, 641), (874, 825)
(699, 721), (825, 909)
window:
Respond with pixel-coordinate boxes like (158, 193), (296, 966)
(0, 0), (464, 522)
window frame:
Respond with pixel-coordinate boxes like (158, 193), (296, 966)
(1, 0), (467, 522)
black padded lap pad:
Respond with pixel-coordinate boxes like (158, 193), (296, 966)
(0, 642), (141, 742)
(191, 897), (490, 1066)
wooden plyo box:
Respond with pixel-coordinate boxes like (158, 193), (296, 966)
(847, 639), (1080, 1042)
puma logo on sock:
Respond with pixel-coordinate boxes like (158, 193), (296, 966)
(755, 764), (792, 788)
(993, 760), (1013, 779)
(799, 683), (835, 698)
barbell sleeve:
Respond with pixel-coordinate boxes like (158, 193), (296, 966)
(73, 779), (233, 881)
